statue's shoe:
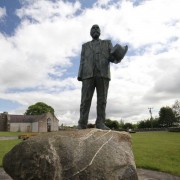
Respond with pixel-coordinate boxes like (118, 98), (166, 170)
(96, 123), (110, 130)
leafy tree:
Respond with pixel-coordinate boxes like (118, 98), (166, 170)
(119, 119), (125, 128)
(172, 100), (180, 123)
(159, 106), (176, 127)
(105, 119), (119, 130)
(137, 118), (160, 129)
(25, 102), (54, 115)
(132, 123), (138, 129)
(123, 123), (133, 130)
(152, 117), (160, 128)
(137, 119), (151, 129)
(137, 120), (146, 129)
(111, 120), (119, 130)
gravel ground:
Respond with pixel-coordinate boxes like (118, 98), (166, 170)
(0, 168), (180, 180)
(0, 137), (17, 140)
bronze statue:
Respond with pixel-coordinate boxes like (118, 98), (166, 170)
(77, 24), (128, 130)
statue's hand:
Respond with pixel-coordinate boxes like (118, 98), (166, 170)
(109, 54), (115, 62)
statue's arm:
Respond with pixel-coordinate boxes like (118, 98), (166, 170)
(77, 45), (85, 81)
(108, 41), (116, 63)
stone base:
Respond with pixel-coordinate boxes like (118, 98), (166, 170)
(3, 129), (138, 180)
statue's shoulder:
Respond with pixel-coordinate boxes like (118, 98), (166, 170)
(83, 41), (91, 46)
(82, 40), (112, 48)
(100, 40), (112, 48)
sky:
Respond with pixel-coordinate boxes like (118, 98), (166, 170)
(0, 0), (180, 126)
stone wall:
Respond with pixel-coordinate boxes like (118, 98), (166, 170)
(32, 122), (38, 132)
(38, 113), (59, 132)
(50, 116), (59, 132)
(10, 123), (32, 132)
(38, 120), (47, 132)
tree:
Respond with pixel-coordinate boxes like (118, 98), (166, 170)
(137, 120), (146, 129)
(123, 123), (133, 130)
(159, 106), (176, 127)
(172, 100), (180, 123)
(152, 117), (160, 128)
(137, 118), (160, 129)
(105, 119), (119, 130)
(25, 102), (54, 115)
(138, 120), (151, 128)
(119, 119), (125, 129)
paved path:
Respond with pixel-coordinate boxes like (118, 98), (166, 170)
(137, 168), (180, 180)
(0, 137), (17, 140)
(0, 168), (180, 180)
(0, 168), (12, 180)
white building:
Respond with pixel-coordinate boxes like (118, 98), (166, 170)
(0, 112), (59, 132)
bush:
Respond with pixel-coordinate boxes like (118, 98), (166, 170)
(168, 127), (180, 132)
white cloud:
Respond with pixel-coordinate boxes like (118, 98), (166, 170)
(17, 0), (81, 22)
(95, 0), (112, 7)
(95, 0), (180, 48)
(0, 0), (180, 126)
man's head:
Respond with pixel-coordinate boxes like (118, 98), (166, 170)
(90, 24), (101, 39)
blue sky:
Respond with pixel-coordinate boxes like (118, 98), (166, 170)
(0, 0), (21, 35)
(0, 0), (180, 125)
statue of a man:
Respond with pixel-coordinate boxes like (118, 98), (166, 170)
(77, 24), (128, 130)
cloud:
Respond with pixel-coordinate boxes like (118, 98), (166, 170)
(0, 1), (84, 91)
(94, 0), (180, 49)
(0, 0), (180, 125)
(144, 40), (180, 102)
(17, 0), (81, 22)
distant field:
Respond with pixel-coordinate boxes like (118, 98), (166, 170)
(131, 131), (180, 176)
(0, 131), (180, 176)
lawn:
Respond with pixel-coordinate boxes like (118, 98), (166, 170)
(0, 131), (180, 176)
(0, 139), (22, 167)
(0, 131), (33, 137)
(0, 131), (38, 167)
(131, 131), (180, 176)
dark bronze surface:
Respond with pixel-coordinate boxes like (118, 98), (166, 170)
(78, 24), (128, 130)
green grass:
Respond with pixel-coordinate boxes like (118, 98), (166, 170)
(0, 131), (30, 137)
(0, 139), (22, 167)
(0, 131), (36, 167)
(131, 131), (180, 176)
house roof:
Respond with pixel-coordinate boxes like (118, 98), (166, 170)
(9, 114), (47, 123)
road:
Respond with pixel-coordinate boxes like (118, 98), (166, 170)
(0, 168), (180, 180)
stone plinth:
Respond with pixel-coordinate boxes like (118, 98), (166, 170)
(3, 129), (138, 180)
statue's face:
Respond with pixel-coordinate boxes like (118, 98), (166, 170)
(90, 25), (100, 39)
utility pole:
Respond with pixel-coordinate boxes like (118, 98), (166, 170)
(148, 107), (153, 128)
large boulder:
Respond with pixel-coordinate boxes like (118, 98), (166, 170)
(3, 129), (138, 180)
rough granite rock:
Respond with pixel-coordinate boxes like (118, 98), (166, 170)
(3, 129), (138, 180)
